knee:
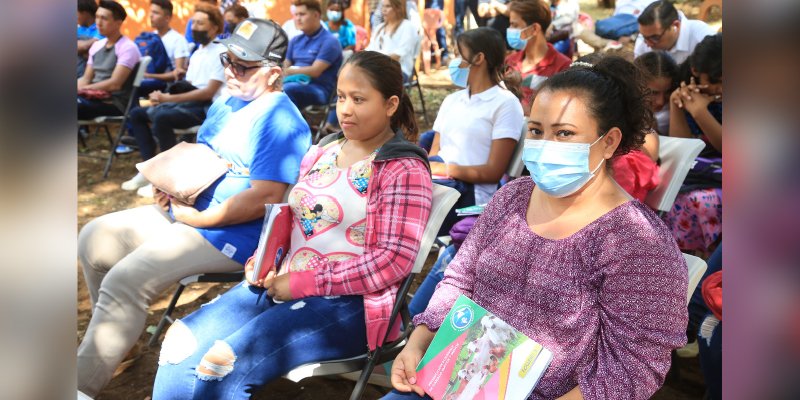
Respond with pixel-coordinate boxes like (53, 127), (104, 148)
(129, 106), (150, 123)
(158, 319), (198, 366)
(78, 216), (118, 274)
(196, 340), (236, 381)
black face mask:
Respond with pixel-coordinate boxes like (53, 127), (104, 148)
(192, 30), (211, 45)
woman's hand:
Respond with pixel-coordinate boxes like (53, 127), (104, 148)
(390, 343), (427, 396)
(244, 257), (266, 287)
(153, 187), (171, 212)
(264, 271), (293, 302)
(170, 200), (202, 226)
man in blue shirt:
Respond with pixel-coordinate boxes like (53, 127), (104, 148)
(283, 0), (343, 109)
(77, 0), (104, 77)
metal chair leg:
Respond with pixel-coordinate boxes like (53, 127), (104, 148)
(101, 118), (128, 179)
(415, 82), (430, 125)
(148, 284), (186, 347)
(349, 352), (379, 400)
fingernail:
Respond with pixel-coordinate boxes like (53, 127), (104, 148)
(409, 377), (416, 384)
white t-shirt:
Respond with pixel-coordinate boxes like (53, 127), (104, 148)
(186, 42), (226, 100)
(366, 19), (419, 78)
(158, 29), (190, 69)
(433, 85), (525, 204)
(614, 0), (657, 16)
(633, 12), (716, 64)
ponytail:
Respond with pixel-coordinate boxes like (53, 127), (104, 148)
(392, 91), (418, 142)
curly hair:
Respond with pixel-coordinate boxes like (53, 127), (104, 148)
(539, 56), (653, 157)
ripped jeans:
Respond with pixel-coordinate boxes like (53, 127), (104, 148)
(152, 282), (367, 399)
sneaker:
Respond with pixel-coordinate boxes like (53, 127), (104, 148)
(115, 145), (136, 155)
(137, 183), (154, 198)
(121, 173), (149, 191)
(602, 41), (623, 52)
(676, 339), (699, 358)
(119, 135), (137, 146)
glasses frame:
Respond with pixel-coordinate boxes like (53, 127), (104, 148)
(642, 23), (673, 45)
(219, 53), (266, 77)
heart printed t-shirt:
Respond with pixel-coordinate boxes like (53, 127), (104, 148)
(281, 139), (377, 273)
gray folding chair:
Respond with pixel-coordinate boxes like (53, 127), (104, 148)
(87, 56), (152, 179)
(79, 56), (151, 158)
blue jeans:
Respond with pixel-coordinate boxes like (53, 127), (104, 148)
(409, 244), (455, 317)
(78, 96), (123, 120)
(129, 102), (207, 161)
(284, 82), (330, 110)
(152, 282), (367, 400)
(381, 390), (433, 399)
(454, 0), (484, 40)
(698, 316), (721, 400)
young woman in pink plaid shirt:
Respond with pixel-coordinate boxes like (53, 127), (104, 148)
(153, 51), (432, 399)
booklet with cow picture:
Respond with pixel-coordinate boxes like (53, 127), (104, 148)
(415, 295), (553, 400)
(251, 203), (292, 282)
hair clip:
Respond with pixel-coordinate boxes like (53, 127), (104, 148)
(570, 61), (594, 68)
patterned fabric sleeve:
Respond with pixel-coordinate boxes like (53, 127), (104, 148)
(411, 178), (524, 330)
(289, 157), (432, 298)
(577, 209), (689, 399)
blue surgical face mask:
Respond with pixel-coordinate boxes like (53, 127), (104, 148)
(522, 136), (606, 197)
(506, 27), (530, 50)
(327, 10), (342, 22)
(448, 58), (470, 88)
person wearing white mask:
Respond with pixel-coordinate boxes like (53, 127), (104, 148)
(421, 27), (524, 235)
(386, 56), (689, 400)
(503, 0), (570, 116)
(323, 0), (357, 54)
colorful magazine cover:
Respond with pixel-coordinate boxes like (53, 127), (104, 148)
(416, 295), (553, 400)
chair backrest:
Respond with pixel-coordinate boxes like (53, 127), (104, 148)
(644, 136), (706, 213)
(412, 184), (462, 274)
(133, 56), (152, 88)
(683, 252), (708, 305)
(506, 124), (528, 179)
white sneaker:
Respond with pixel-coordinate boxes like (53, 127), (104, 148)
(121, 172), (149, 191)
(137, 183), (154, 198)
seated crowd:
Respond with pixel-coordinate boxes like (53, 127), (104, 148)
(77, 0), (722, 398)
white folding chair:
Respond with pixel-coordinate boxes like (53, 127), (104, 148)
(683, 252), (709, 305)
(505, 124), (528, 179)
(283, 183), (460, 399)
(86, 56), (152, 179)
(644, 136), (706, 215)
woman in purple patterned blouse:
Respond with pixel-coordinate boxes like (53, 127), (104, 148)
(387, 56), (689, 400)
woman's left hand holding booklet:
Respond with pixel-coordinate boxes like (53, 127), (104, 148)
(245, 204), (292, 288)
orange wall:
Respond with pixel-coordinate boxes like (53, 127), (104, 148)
(119, 0), (454, 39)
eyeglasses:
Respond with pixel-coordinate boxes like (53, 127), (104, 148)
(219, 53), (264, 77)
(642, 25), (671, 44)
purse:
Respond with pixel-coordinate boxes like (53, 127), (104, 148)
(135, 141), (229, 205)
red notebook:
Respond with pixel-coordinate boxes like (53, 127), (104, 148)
(251, 203), (292, 281)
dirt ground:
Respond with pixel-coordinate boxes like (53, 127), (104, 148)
(77, 8), (717, 391)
